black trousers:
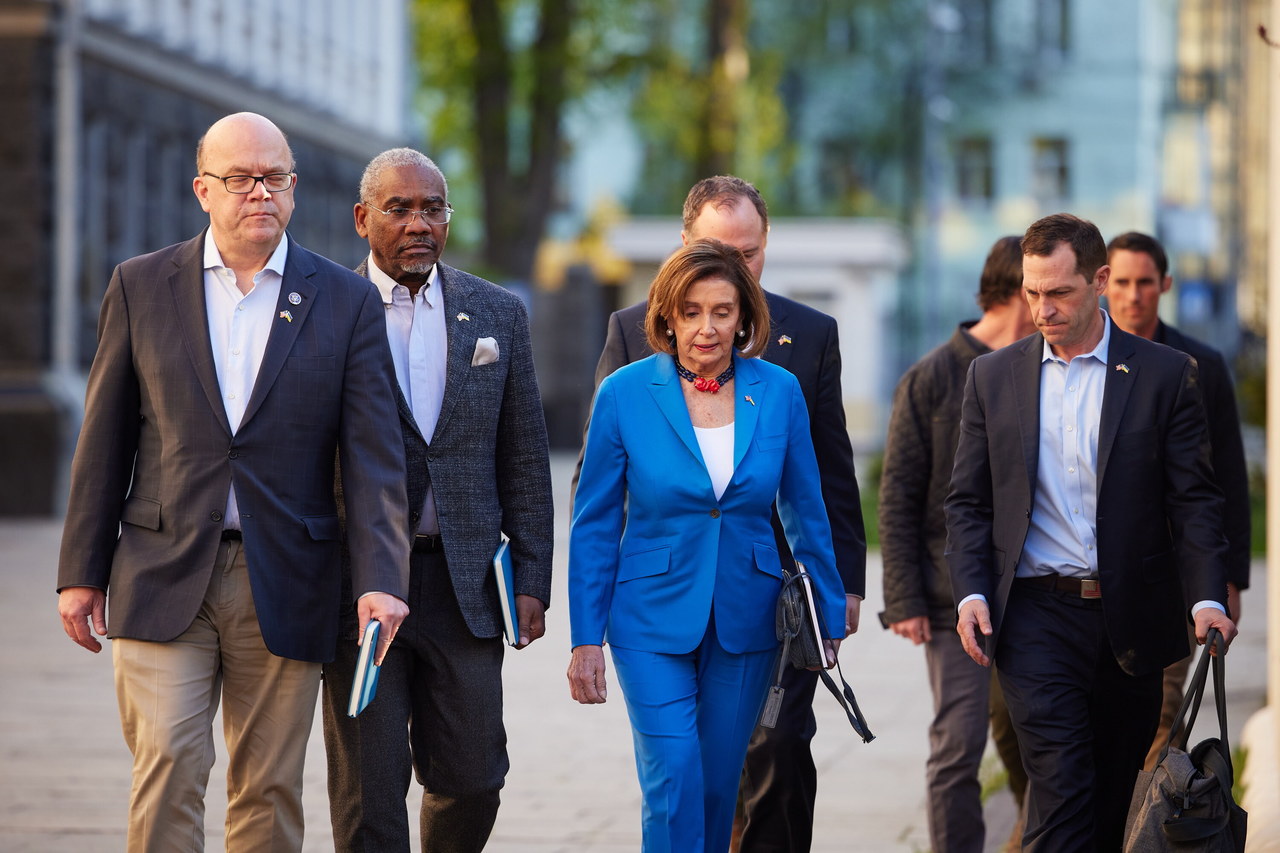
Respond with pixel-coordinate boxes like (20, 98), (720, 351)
(321, 551), (507, 853)
(731, 661), (821, 852)
(996, 581), (1161, 853)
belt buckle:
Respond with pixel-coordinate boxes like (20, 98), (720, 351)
(1080, 578), (1101, 600)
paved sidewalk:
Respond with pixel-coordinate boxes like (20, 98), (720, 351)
(1, 451), (1268, 851)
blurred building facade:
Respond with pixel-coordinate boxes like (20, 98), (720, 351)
(557, 0), (1261, 448)
(0, 0), (410, 514)
(905, 0), (1261, 374)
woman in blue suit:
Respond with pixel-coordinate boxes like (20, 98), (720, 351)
(567, 239), (846, 852)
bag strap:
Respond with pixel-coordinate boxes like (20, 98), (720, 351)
(818, 660), (875, 743)
(1157, 627), (1224, 763)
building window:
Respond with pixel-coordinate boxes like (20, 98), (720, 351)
(959, 0), (995, 64)
(1036, 0), (1070, 61)
(956, 137), (994, 202)
(1032, 138), (1070, 202)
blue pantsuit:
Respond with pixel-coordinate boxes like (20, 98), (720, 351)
(571, 353), (844, 852)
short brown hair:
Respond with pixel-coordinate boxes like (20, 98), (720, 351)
(1107, 231), (1169, 277)
(645, 239), (770, 360)
(977, 236), (1024, 311)
(1021, 213), (1107, 282)
(681, 176), (769, 234)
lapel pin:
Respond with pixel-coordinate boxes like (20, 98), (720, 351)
(279, 310), (293, 323)
(1115, 363), (1130, 373)
(287, 292), (302, 305)
(744, 395), (755, 406)
(457, 312), (471, 322)
(777, 334), (792, 346)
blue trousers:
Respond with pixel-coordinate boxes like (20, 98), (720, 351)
(611, 624), (776, 853)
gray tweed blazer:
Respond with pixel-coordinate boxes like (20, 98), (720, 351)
(337, 260), (554, 639)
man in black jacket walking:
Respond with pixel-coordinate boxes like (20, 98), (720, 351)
(880, 236), (1034, 852)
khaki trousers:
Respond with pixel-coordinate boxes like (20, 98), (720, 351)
(113, 540), (321, 852)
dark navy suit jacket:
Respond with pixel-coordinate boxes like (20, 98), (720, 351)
(58, 232), (410, 662)
(945, 320), (1229, 676)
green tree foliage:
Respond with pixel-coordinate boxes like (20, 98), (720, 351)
(411, 0), (932, 277)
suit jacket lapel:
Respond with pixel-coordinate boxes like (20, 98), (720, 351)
(431, 264), (475, 443)
(1097, 327), (1139, 487)
(241, 237), (318, 427)
(763, 292), (793, 371)
(169, 233), (232, 436)
(647, 355), (706, 469)
(732, 356), (763, 473)
(355, 258), (428, 444)
(1012, 335), (1043, 497)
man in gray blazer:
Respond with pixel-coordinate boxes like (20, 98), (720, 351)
(56, 113), (411, 852)
(321, 148), (554, 853)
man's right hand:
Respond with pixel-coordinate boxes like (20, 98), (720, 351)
(889, 615), (932, 646)
(956, 599), (993, 667)
(59, 586), (107, 653)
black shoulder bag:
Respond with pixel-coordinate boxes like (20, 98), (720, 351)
(762, 565), (874, 743)
(1122, 628), (1247, 852)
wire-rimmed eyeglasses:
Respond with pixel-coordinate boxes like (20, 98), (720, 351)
(201, 172), (297, 194)
(363, 202), (454, 226)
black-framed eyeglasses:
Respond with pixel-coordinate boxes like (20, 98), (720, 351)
(202, 172), (296, 194)
(363, 202), (454, 226)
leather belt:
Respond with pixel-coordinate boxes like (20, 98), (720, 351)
(412, 534), (444, 553)
(220, 529), (242, 541)
(1017, 574), (1101, 599)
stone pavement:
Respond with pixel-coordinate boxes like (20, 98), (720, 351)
(0, 451), (1268, 852)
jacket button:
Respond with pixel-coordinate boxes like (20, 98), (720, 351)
(228, 450), (240, 459)
(210, 510), (223, 522)
(710, 509), (721, 519)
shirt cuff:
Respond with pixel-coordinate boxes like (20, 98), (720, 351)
(1190, 600), (1225, 616)
(957, 593), (987, 612)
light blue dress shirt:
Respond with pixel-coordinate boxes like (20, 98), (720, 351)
(1017, 316), (1109, 578)
(367, 256), (445, 535)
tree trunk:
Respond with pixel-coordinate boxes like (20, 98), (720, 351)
(696, 0), (748, 180)
(468, 0), (573, 283)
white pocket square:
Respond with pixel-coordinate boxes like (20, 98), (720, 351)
(471, 336), (500, 366)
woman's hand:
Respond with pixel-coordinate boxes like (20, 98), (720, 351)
(814, 635), (844, 666)
(567, 644), (609, 704)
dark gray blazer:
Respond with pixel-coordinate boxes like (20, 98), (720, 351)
(352, 259), (554, 638)
(58, 232), (410, 663)
(945, 321), (1229, 676)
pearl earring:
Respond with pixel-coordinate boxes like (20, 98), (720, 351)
(666, 327), (674, 336)
(737, 329), (746, 338)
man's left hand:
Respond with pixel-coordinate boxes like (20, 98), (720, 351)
(514, 594), (546, 649)
(1193, 606), (1238, 655)
(844, 594), (862, 638)
(358, 592), (410, 666)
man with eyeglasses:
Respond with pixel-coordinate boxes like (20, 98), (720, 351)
(320, 147), (553, 852)
(56, 112), (410, 852)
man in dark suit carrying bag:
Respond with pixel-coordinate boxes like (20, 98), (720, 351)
(945, 213), (1238, 851)
(583, 175), (868, 852)
(321, 148), (554, 853)
(56, 112), (411, 852)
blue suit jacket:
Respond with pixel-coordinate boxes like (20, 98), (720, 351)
(570, 352), (845, 655)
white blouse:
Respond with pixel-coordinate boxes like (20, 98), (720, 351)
(693, 422), (735, 500)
